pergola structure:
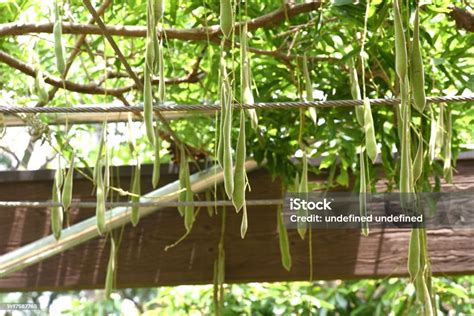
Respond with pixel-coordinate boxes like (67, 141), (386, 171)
(0, 158), (473, 292)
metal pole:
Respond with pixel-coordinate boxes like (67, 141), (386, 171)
(0, 160), (259, 277)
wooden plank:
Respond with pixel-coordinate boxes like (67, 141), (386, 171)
(0, 162), (473, 292)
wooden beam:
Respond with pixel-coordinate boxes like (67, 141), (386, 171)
(0, 162), (473, 291)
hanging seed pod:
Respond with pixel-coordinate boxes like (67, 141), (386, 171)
(416, 228), (435, 314)
(143, 47), (156, 146)
(219, 0), (233, 38)
(413, 130), (424, 183)
(349, 59), (364, 126)
(297, 152), (308, 240)
(154, 0), (165, 22)
(411, 8), (426, 113)
(131, 163), (141, 226)
(55, 157), (64, 191)
(428, 106), (437, 163)
(157, 38), (165, 103)
(240, 23), (258, 130)
(393, 0), (408, 82)
(277, 205), (292, 271)
(51, 165), (64, 240)
(61, 155), (74, 211)
(232, 110), (246, 212)
(407, 228), (421, 282)
(143, 0), (156, 146)
(400, 82), (413, 195)
(178, 145), (186, 217)
(435, 103), (445, 156)
(205, 190), (214, 217)
(443, 108), (453, 183)
(302, 55), (317, 125)
(293, 171), (300, 192)
(51, 183), (62, 240)
(104, 236), (116, 299)
(425, 256), (437, 314)
(34, 66), (49, 105)
(222, 74), (234, 200)
(53, 1), (65, 76)
(359, 150), (369, 237)
(240, 203), (248, 239)
(217, 50), (227, 167)
(96, 159), (106, 235)
(94, 122), (106, 183)
(152, 126), (161, 188)
(104, 146), (110, 199)
(363, 98), (377, 163)
(184, 160), (194, 232)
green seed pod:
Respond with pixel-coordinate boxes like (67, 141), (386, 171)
(104, 236), (116, 299)
(443, 108), (453, 183)
(349, 59), (364, 126)
(34, 66), (49, 105)
(363, 98), (377, 163)
(359, 150), (369, 237)
(240, 23), (258, 130)
(217, 53), (227, 167)
(205, 190), (214, 217)
(154, 0), (165, 22)
(400, 81), (413, 196)
(413, 131), (424, 183)
(222, 75), (234, 199)
(302, 55), (317, 125)
(178, 145), (186, 216)
(157, 38), (165, 103)
(61, 155), (75, 211)
(220, 0), (233, 38)
(184, 156), (194, 232)
(293, 172), (300, 192)
(408, 228), (421, 282)
(51, 172), (63, 240)
(96, 159), (106, 235)
(152, 126), (161, 188)
(411, 8), (426, 113)
(428, 106), (437, 163)
(55, 157), (64, 190)
(240, 204), (248, 239)
(146, 0), (156, 35)
(53, 1), (65, 76)
(393, 0), (408, 81)
(143, 52), (156, 145)
(232, 110), (246, 213)
(104, 145), (111, 199)
(277, 205), (292, 271)
(131, 163), (141, 226)
(94, 123), (106, 183)
(297, 152), (308, 240)
(435, 103), (445, 155)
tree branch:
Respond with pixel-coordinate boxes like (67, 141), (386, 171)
(0, 2), (322, 40)
(0, 49), (203, 97)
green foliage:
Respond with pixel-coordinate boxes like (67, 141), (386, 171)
(0, 277), (472, 315)
(0, 0), (471, 186)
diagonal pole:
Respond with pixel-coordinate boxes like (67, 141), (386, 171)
(0, 160), (259, 278)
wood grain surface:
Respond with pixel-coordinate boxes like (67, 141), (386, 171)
(0, 161), (473, 292)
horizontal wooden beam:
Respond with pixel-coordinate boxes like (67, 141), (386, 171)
(0, 162), (473, 291)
